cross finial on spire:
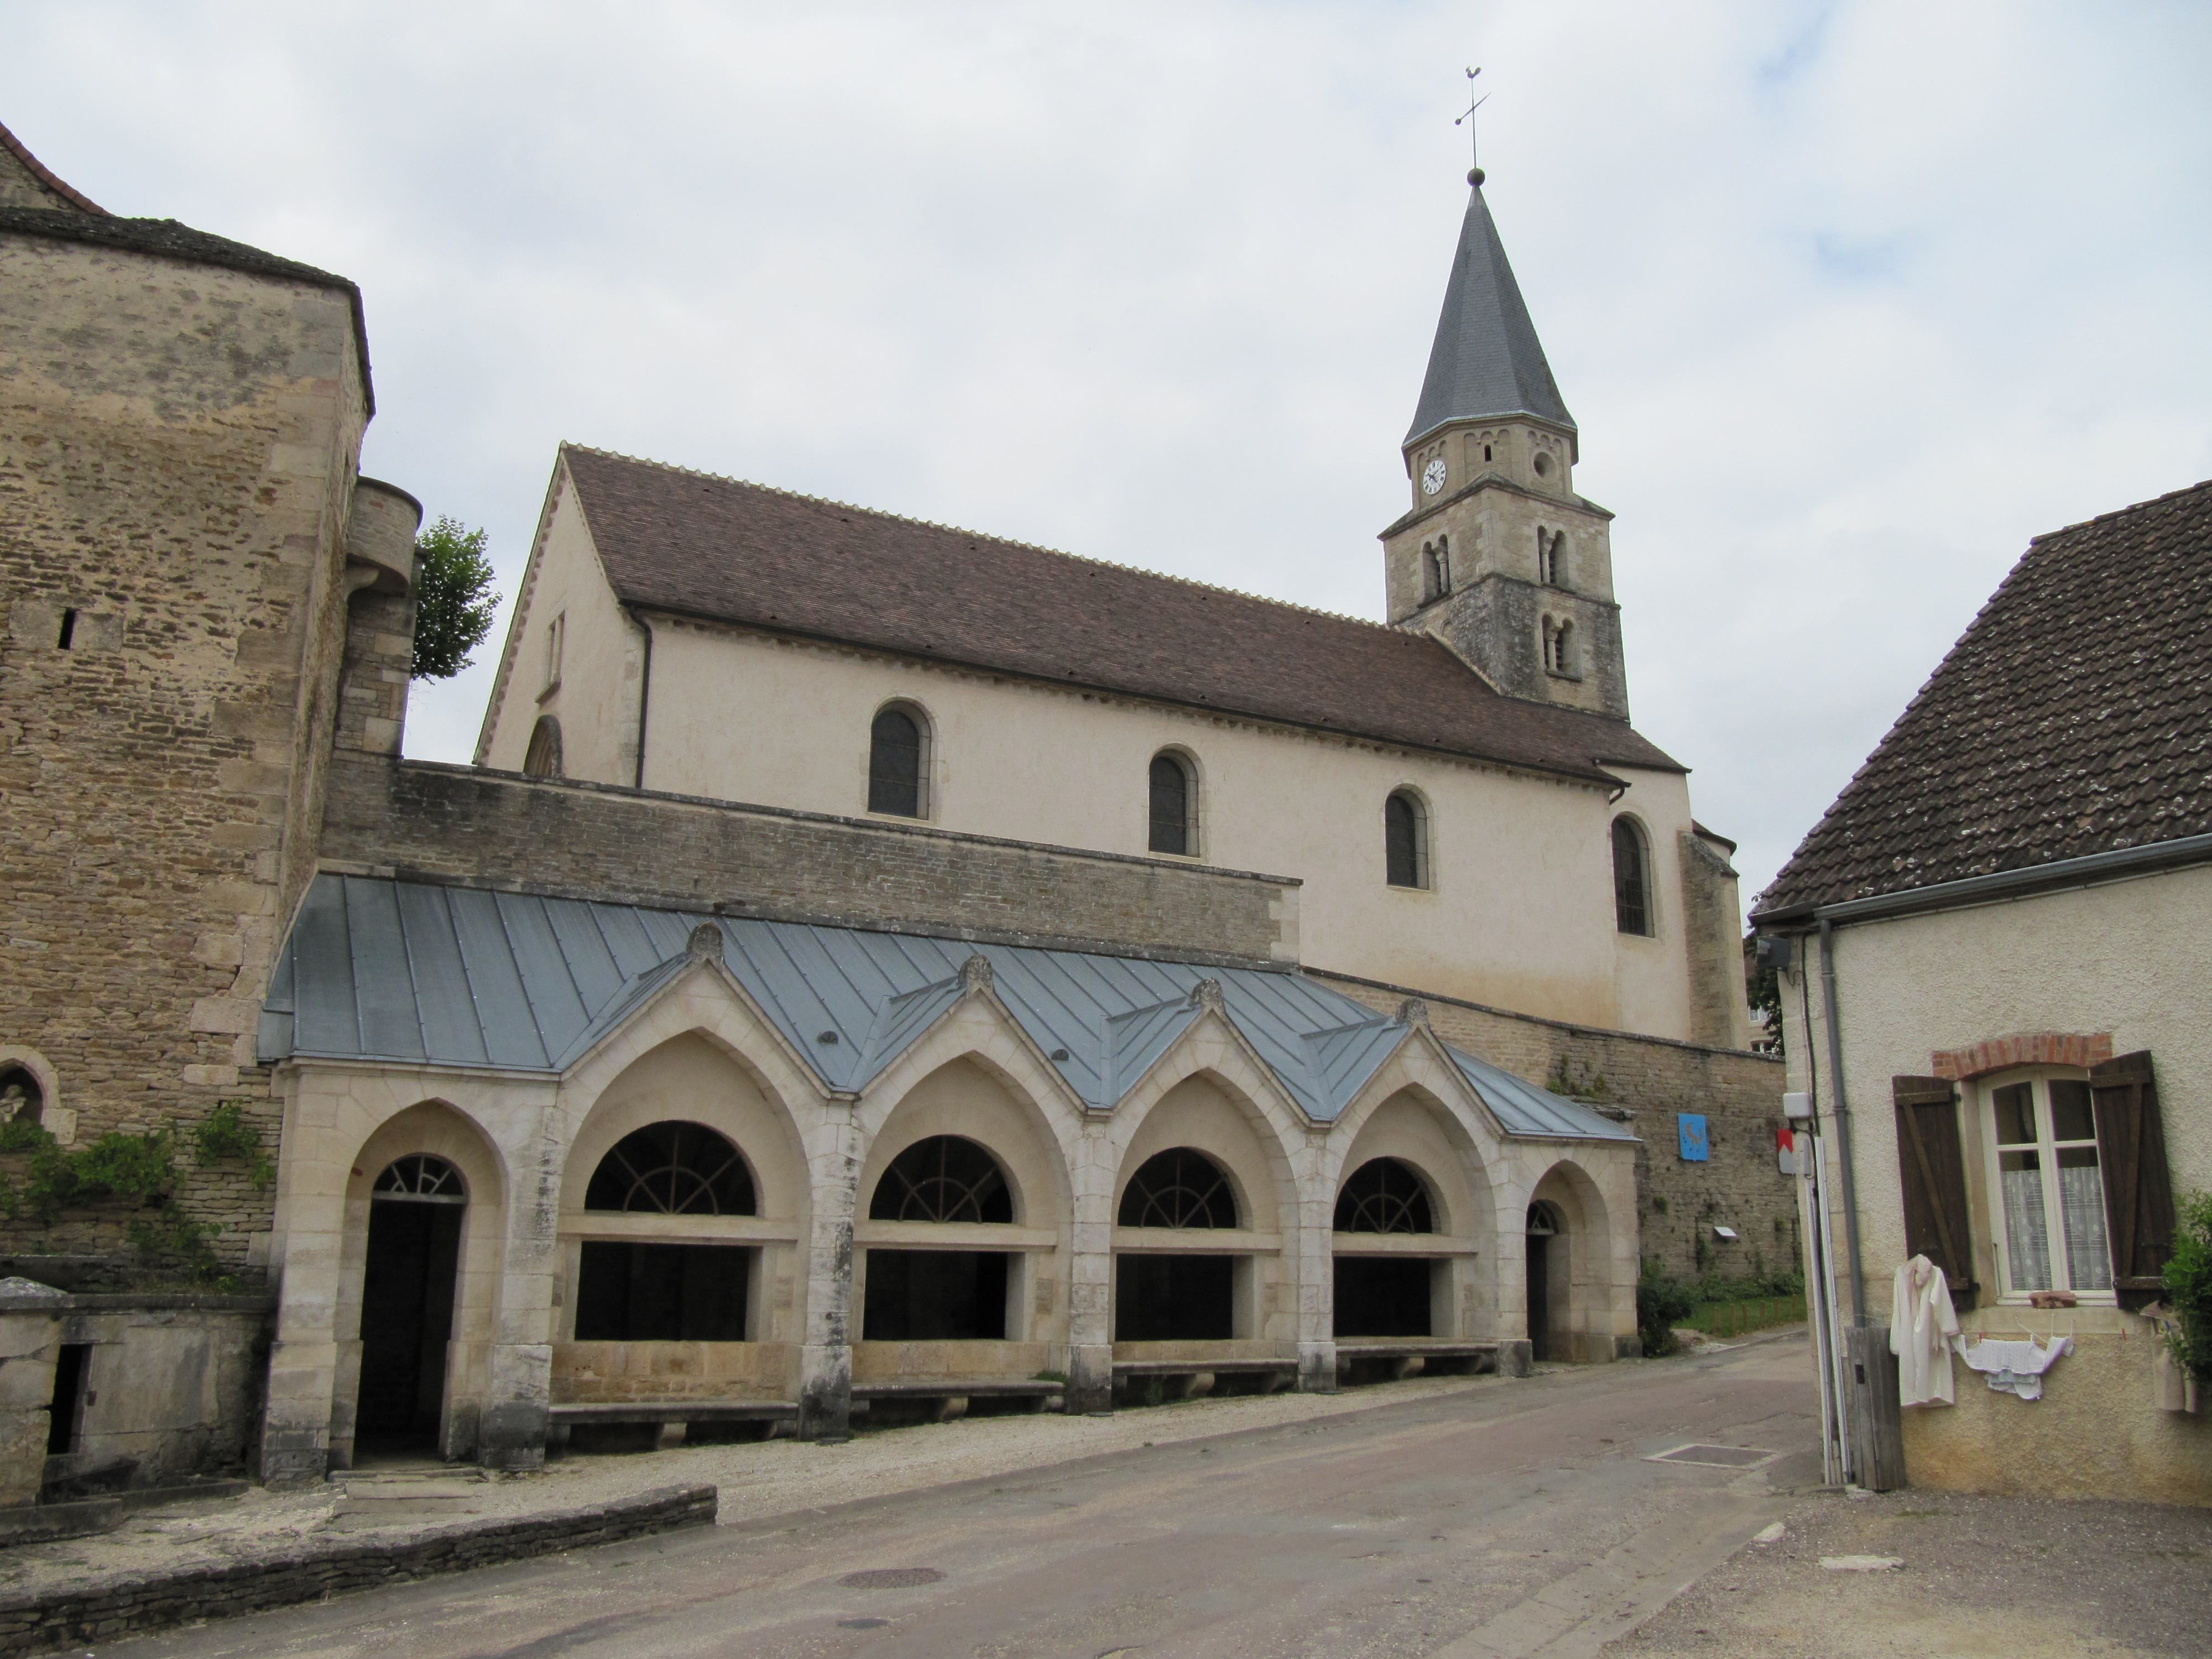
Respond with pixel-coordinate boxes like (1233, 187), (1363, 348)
(1454, 66), (1489, 186)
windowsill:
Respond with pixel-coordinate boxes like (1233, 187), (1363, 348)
(1615, 928), (1663, 944)
(1545, 668), (1585, 683)
(1385, 883), (1435, 896)
(536, 677), (562, 705)
(1148, 849), (1206, 863)
(863, 808), (931, 825)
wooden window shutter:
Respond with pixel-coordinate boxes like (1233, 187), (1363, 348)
(2089, 1051), (2177, 1311)
(1891, 1076), (1976, 1311)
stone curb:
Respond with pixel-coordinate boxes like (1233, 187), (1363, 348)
(0, 1482), (717, 1655)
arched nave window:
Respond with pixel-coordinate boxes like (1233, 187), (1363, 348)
(584, 1121), (757, 1215)
(1384, 790), (1428, 890)
(1611, 816), (1652, 937)
(1118, 1149), (1239, 1229)
(1148, 750), (1197, 856)
(868, 703), (928, 818)
(869, 1135), (1013, 1224)
(523, 714), (563, 778)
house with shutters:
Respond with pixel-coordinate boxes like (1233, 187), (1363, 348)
(1752, 477), (2212, 1504)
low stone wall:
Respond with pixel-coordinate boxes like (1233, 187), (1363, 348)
(323, 756), (1300, 968)
(552, 1340), (795, 1405)
(0, 1483), (717, 1655)
(1316, 971), (1791, 1284)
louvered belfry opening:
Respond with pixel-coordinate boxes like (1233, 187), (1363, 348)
(864, 1136), (1015, 1341)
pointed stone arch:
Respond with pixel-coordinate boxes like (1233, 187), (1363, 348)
(332, 1100), (510, 1469)
(1521, 1156), (1634, 1363)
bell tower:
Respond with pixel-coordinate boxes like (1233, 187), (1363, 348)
(1381, 167), (1628, 720)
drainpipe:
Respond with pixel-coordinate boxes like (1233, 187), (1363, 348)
(632, 611), (654, 791)
(1818, 917), (1868, 1326)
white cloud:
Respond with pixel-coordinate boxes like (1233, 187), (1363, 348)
(7, 0), (2208, 915)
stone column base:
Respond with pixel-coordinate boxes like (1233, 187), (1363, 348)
(798, 1343), (852, 1441)
(1066, 1342), (1114, 1415)
(1297, 1340), (1339, 1394)
(1498, 1339), (1534, 1378)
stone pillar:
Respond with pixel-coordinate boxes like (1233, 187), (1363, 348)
(1065, 1120), (1117, 1415)
(798, 1107), (861, 1441)
(1295, 1130), (1337, 1393)
(479, 1111), (562, 1470)
(0, 1286), (65, 1507)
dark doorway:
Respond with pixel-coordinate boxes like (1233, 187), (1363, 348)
(45, 1342), (90, 1454)
(356, 1160), (466, 1453)
(863, 1250), (1008, 1340)
(575, 1243), (750, 1341)
(1115, 1254), (1234, 1342)
(1526, 1202), (1559, 1361)
(1333, 1256), (1432, 1338)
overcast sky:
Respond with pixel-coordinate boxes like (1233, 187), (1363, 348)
(8, 2), (2209, 918)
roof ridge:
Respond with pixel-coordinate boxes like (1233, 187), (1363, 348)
(2027, 476), (2212, 544)
(559, 441), (1406, 637)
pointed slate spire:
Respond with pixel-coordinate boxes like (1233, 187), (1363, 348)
(1405, 171), (1574, 447)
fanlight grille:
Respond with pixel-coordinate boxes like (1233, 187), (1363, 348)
(585, 1121), (756, 1215)
(1335, 1157), (1434, 1234)
(372, 1154), (466, 1204)
(1118, 1148), (1238, 1229)
(869, 1135), (1013, 1224)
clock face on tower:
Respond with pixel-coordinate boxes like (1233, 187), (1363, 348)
(1421, 456), (1447, 496)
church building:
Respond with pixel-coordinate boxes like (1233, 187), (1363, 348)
(0, 123), (1781, 1495)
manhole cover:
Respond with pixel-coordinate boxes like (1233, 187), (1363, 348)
(1647, 1444), (1777, 1468)
(840, 1568), (946, 1589)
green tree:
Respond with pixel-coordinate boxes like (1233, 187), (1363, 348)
(410, 517), (498, 680)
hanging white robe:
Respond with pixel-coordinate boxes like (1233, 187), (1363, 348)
(1890, 1254), (1960, 1407)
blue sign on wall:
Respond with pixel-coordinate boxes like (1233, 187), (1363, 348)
(1677, 1113), (1710, 1162)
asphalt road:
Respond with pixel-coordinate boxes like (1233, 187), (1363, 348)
(110, 1336), (1819, 1659)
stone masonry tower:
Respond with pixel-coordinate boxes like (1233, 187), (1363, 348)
(1381, 168), (1627, 720)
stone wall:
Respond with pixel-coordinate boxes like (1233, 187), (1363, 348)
(0, 1483), (716, 1656)
(1317, 971), (1792, 1284)
(0, 220), (372, 1271)
(321, 755), (1302, 968)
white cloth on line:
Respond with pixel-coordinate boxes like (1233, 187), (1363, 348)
(1889, 1255), (1960, 1407)
(1958, 1335), (2073, 1400)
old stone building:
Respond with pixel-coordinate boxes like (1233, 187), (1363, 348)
(1, 122), (1783, 1492)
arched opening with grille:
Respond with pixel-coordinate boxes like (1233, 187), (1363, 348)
(1115, 1147), (1241, 1342)
(0, 1065), (44, 1129)
(1333, 1156), (1439, 1339)
(868, 702), (929, 818)
(863, 1135), (1016, 1342)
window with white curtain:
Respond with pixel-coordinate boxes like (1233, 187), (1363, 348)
(1983, 1071), (2113, 1299)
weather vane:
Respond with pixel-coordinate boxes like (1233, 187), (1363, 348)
(1454, 66), (1489, 181)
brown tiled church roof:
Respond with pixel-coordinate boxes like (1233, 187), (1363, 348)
(560, 445), (1682, 786)
(1756, 477), (2212, 917)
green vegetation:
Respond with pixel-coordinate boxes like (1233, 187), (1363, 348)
(1636, 1261), (1696, 1356)
(410, 517), (498, 680)
(1640, 1264), (1806, 1354)
(0, 1107), (275, 1288)
(2161, 1190), (2212, 1384)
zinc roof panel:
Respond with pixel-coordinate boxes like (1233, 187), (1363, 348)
(289, 875), (359, 1057)
(494, 892), (592, 1059)
(543, 899), (628, 1011)
(341, 878), (427, 1061)
(444, 888), (551, 1068)
(395, 882), (489, 1067)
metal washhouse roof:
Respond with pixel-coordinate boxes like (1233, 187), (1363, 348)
(260, 875), (1631, 1141)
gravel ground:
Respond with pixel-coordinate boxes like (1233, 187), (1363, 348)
(1608, 1484), (2212, 1657)
(0, 1371), (1504, 1604)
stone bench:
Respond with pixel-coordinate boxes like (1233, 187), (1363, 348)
(547, 1400), (799, 1451)
(851, 1379), (1065, 1422)
(1334, 1340), (1503, 1382)
(1112, 1358), (1300, 1401)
